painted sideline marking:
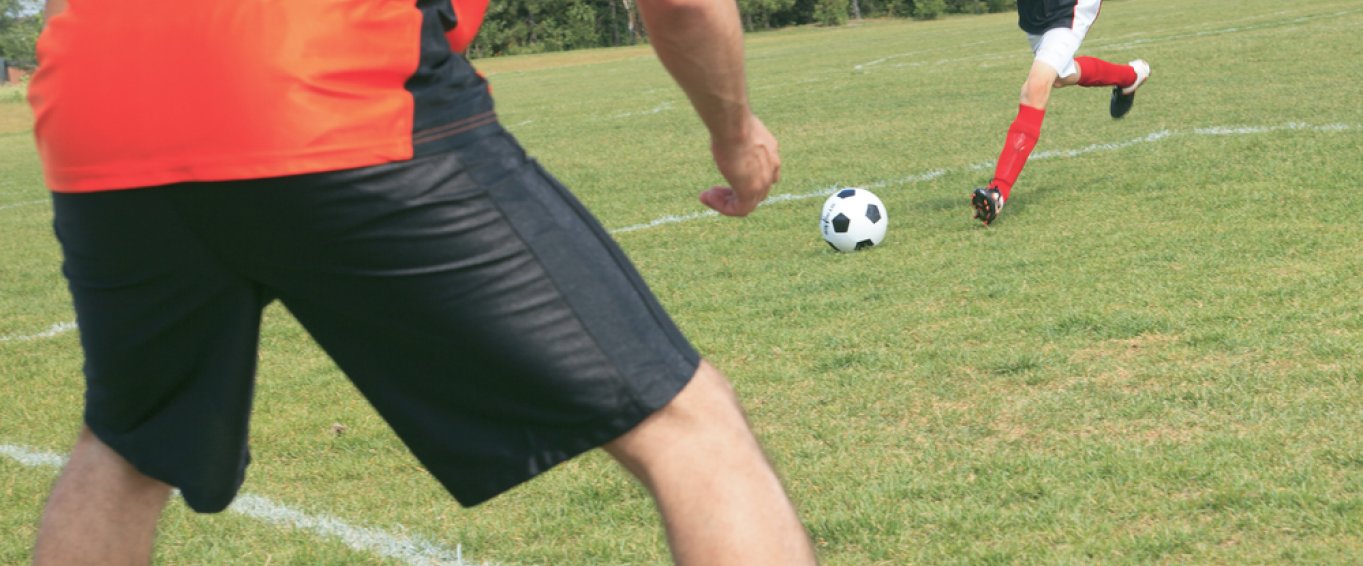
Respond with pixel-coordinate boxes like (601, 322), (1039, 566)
(0, 198), (47, 212)
(0, 321), (78, 343)
(231, 495), (482, 566)
(608, 121), (1357, 235)
(0, 444), (65, 468)
(1, 444), (485, 566)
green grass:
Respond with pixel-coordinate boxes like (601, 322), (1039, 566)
(4, 0), (1363, 563)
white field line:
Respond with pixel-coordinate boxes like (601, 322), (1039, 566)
(611, 101), (674, 119)
(608, 121), (1357, 235)
(229, 495), (484, 566)
(0, 444), (486, 566)
(0, 444), (66, 468)
(0, 198), (47, 212)
(0, 321), (77, 342)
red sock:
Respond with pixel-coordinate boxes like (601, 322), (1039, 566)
(1075, 56), (1137, 88)
(991, 104), (1045, 201)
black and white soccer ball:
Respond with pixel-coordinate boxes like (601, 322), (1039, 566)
(820, 188), (887, 252)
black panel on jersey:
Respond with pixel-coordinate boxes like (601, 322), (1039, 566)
(407, 0), (500, 156)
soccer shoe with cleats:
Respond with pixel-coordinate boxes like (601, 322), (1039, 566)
(1109, 59), (1150, 119)
(971, 187), (1004, 226)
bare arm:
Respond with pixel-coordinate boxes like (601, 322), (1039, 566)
(637, 0), (779, 217)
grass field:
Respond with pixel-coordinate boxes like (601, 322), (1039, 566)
(4, 0), (1363, 563)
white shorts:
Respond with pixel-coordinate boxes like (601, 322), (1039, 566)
(1026, 0), (1102, 78)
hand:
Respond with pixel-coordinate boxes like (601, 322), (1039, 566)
(700, 114), (780, 218)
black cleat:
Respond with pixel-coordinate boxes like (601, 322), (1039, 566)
(972, 187), (1003, 226)
(1110, 59), (1150, 119)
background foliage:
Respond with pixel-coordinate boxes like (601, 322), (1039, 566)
(0, 0), (41, 67)
(0, 0), (1021, 62)
(465, 0), (1019, 56)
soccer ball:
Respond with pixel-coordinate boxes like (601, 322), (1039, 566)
(820, 188), (887, 252)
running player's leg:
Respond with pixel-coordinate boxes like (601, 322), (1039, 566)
(974, 57), (1056, 225)
(1075, 56), (1150, 118)
(1048, 0), (1150, 118)
(974, 24), (1077, 225)
(977, 0), (1111, 224)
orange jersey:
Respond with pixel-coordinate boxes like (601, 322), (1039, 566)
(30, 0), (494, 193)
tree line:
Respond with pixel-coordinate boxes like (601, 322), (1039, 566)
(0, 0), (40, 69)
(0, 0), (1019, 69)
(468, 0), (1018, 57)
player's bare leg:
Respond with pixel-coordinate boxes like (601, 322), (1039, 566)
(33, 426), (171, 566)
(1021, 59), (1062, 110)
(605, 361), (817, 565)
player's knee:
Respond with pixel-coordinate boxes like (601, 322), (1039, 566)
(672, 361), (747, 426)
(1019, 79), (1051, 109)
(604, 362), (752, 470)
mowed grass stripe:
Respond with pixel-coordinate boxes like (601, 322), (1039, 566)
(1, 119), (1352, 340)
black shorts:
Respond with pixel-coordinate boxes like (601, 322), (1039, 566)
(52, 131), (700, 512)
